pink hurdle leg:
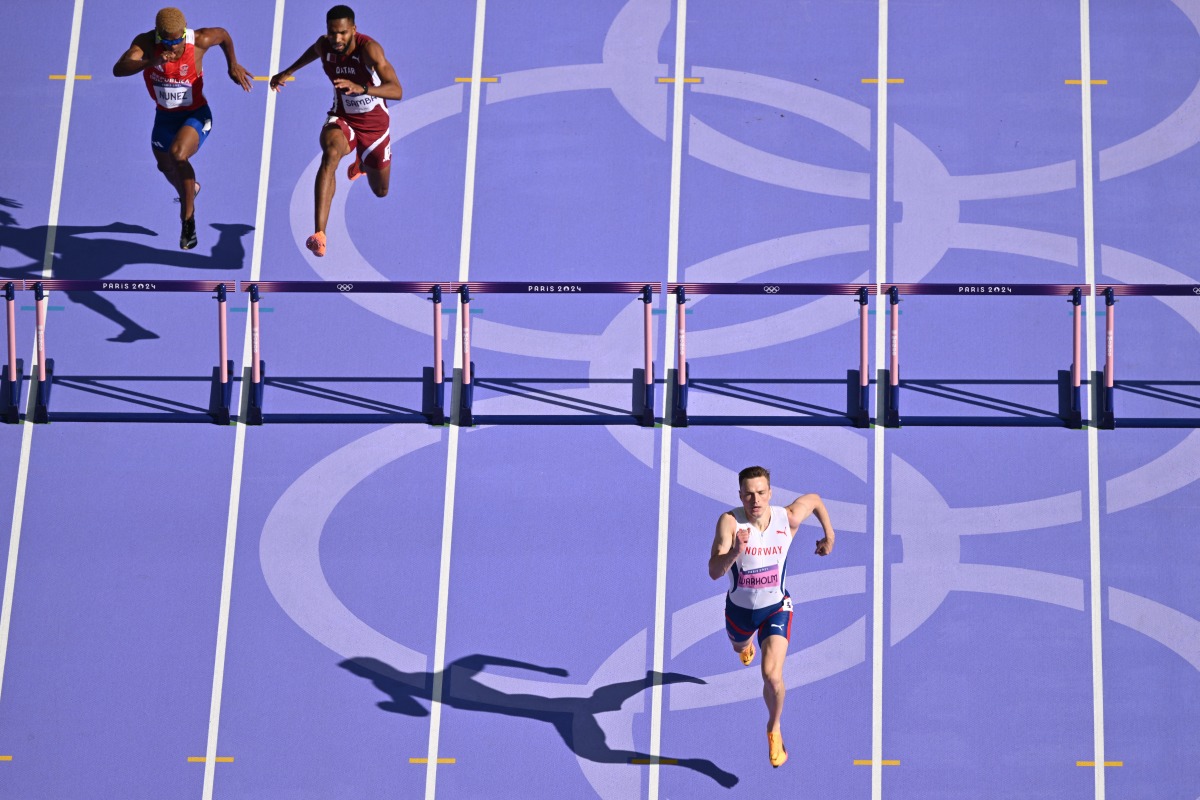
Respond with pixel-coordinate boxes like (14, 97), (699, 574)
(434, 288), (444, 385)
(1105, 297), (1114, 389)
(36, 286), (47, 383)
(643, 296), (653, 387)
(251, 288), (261, 384)
(5, 284), (15, 385)
(218, 284), (229, 384)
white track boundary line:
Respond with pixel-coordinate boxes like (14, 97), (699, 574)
(1078, 1), (1106, 797)
(0, 0), (86, 705)
(871, 2), (889, 798)
(202, 3), (286, 797)
(424, 2), (487, 796)
(647, 1), (689, 797)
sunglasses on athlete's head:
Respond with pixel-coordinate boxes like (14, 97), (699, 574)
(156, 31), (186, 46)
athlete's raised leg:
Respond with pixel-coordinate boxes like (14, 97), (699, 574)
(364, 161), (390, 198)
(729, 633), (756, 666)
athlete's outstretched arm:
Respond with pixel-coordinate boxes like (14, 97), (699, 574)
(270, 39), (322, 91)
(195, 27), (253, 91)
(113, 32), (159, 77)
(708, 512), (746, 580)
(786, 493), (835, 555)
(332, 39), (404, 101)
(451, 655), (568, 677)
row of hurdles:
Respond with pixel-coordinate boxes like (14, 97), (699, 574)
(2, 279), (1195, 428)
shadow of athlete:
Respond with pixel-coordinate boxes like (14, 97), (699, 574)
(0, 208), (251, 342)
(340, 655), (739, 789)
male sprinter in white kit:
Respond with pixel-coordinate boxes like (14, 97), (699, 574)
(708, 465), (835, 768)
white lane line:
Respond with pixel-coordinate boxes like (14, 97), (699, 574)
(648, 1), (689, 797)
(0, 0), (86, 704)
(872, 2), (890, 798)
(424, 3), (487, 797)
(202, 3), (286, 798)
(1078, 1), (1106, 797)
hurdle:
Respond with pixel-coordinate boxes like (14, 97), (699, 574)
(27, 279), (234, 424)
(2, 280), (23, 423)
(457, 282), (659, 427)
(667, 282), (874, 428)
(880, 283), (1085, 428)
(1094, 284), (1200, 429)
(241, 281), (457, 425)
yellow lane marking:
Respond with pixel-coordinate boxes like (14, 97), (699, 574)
(49, 75), (91, 80)
(861, 78), (904, 84)
(854, 759), (901, 766)
(409, 757), (456, 764)
(1065, 79), (1108, 85)
(0, 756), (12, 761)
(454, 77), (499, 83)
(656, 77), (702, 84)
(631, 757), (679, 765)
(1077, 761), (1123, 767)
(187, 756), (234, 763)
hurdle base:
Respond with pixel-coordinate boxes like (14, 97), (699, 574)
(456, 363), (475, 427)
(209, 361), (235, 426)
(1057, 369), (1083, 429)
(632, 367), (655, 427)
(33, 359), (54, 424)
(423, 365), (446, 426)
(847, 369), (870, 428)
(1092, 370), (1114, 429)
(670, 366), (688, 428)
(246, 360), (265, 426)
(1, 359), (23, 424)
(880, 369), (900, 428)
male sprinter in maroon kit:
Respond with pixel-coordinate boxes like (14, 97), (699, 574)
(269, 5), (403, 257)
(114, 7), (253, 250)
(709, 466), (836, 768)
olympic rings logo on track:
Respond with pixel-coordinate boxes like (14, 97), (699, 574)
(337, 284), (354, 292)
(763, 285), (781, 293)
(1192, 287), (1200, 294)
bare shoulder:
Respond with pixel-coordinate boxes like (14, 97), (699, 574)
(786, 492), (821, 521)
(192, 27), (229, 49)
(362, 37), (391, 64)
(127, 30), (155, 53)
(714, 510), (738, 534)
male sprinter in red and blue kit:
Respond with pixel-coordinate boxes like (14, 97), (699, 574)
(114, 7), (253, 250)
(709, 465), (836, 768)
(269, 5), (403, 258)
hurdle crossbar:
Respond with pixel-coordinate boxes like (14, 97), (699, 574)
(2, 281), (23, 423)
(666, 282), (875, 428)
(881, 283), (1085, 428)
(456, 282), (660, 427)
(26, 279), (233, 424)
(1094, 284), (1200, 428)
(240, 281), (460, 425)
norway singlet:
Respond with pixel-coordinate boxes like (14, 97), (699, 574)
(727, 505), (793, 610)
(143, 29), (207, 112)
